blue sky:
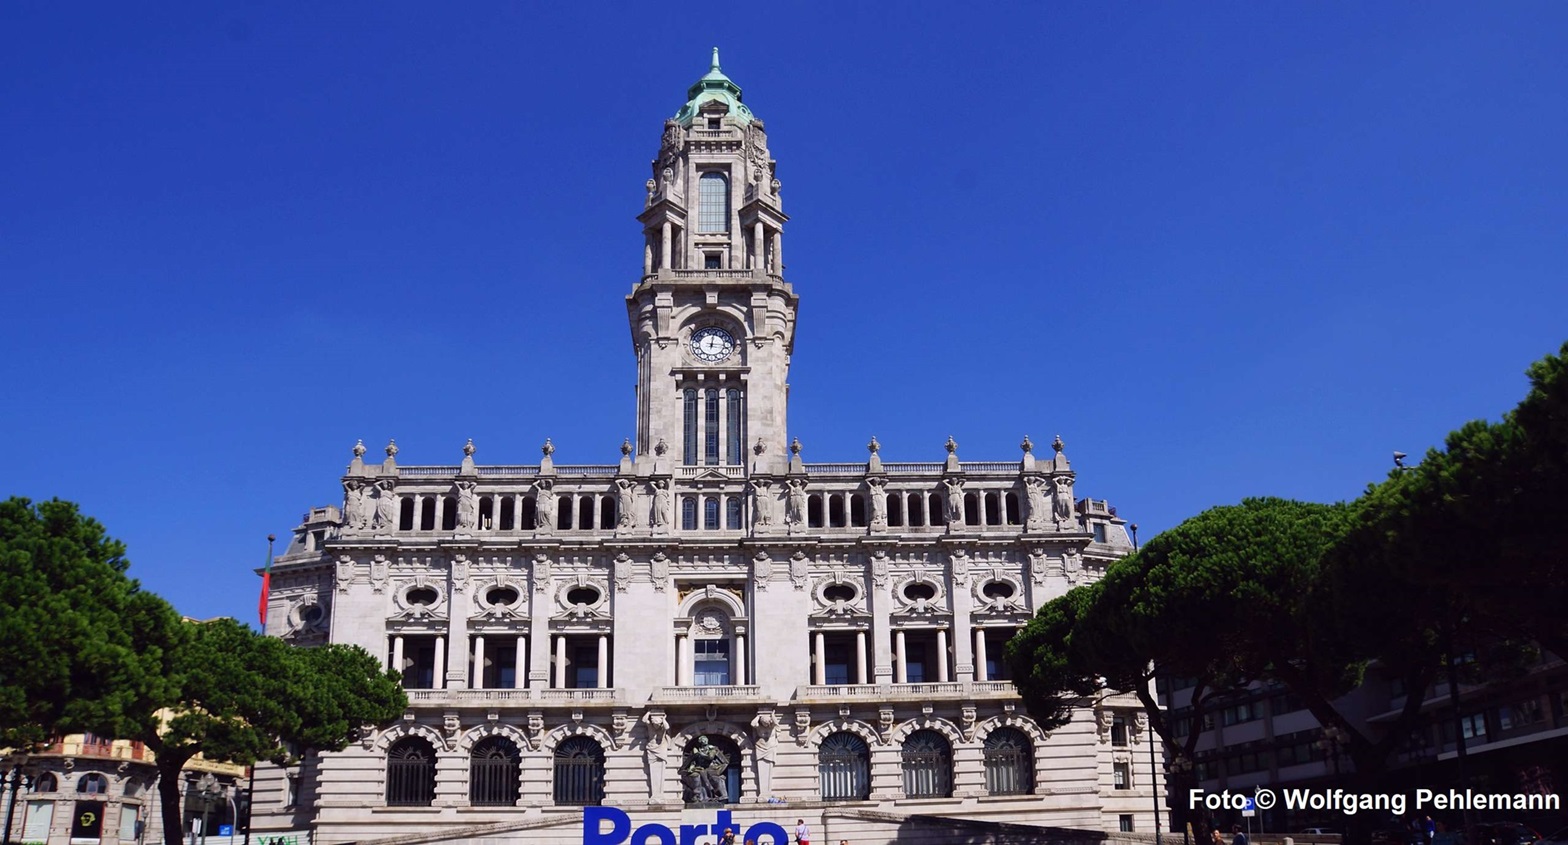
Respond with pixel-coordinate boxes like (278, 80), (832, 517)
(3, 3), (1565, 624)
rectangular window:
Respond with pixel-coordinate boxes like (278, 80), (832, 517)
(1120, 815), (1135, 833)
(1113, 762), (1130, 789)
(1111, 715), (1129, 747)
(694, 639), (730, 686)
(571, 644), (599, 690)
(704, 253), (721, 269)
(698, 172), (729, 232)
(726, 389), (743, 465)
(905, 642), (927, 684)
(1093, 523), (1107, 543)
(824, 642), (851, 686)
(285, 774), (299, 808)
(682, 389), (698, 466)
(704, 389), (720, 465)
(1460, 712), (1487, 740)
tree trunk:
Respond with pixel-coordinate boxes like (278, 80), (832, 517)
(156, 756), (191, 845)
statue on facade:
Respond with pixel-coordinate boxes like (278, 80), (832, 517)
(866, 477), (887, 529)
(533, 480), (557, 532)
(615, 478), (638, 529)
(942, 477), (965, 526)
(785, 478), (807, 526)
(1052, 475), (1075, 527)
(681, 736), (729, 805)
(650, 479), (671, 528)
(1024, 476), (1049, 531)
(342, 480), (371, 532)
(454, 481), (477, 531)
(643, 712), (670, 801)
(751, 712), (778, 798)
(371, 480), (398, 531)
(750, 479), (774, 526)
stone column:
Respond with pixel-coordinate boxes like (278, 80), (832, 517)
(813, 631), (826, 685)
(597, 634), (609, 689)
(734, 634), (746, 686)
(936, 628), (949, 683)
(433, 635), (446, 689)
(555, 635), (568, 688)
(661, 221), (671, 270)
(752, 221), (763, 269)
(895, 630), (908, 684)
(391, 635), (404, 676)
(473, 635), (485, 689)
(973, 627), (988, 682)
(513, 635), (527, 689)
(674, 633), (685, 685)
(871, 568), (894, 683)
(855, 630), (868, 685)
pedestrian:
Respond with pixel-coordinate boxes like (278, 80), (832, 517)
(1210, 827), (1224, 845)
(1232, 824), (1249, 845)
(794, 819), (810, 845)
(719, 827), (736, 845)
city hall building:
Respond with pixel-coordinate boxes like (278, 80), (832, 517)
(252, 53), (1150, 845)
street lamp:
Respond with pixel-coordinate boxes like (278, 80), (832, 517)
(2, 755), (38, 845)
(195, 774), (221, 845)
(1315, 724), (1348, 779)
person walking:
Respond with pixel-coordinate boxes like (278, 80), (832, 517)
(794, 819), (810, 845)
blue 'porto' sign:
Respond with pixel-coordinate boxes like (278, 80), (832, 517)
(584, 807), (790, 845)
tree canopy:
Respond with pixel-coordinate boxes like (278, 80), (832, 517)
(0, 497), (185, 748)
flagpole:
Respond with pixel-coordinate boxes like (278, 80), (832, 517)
(258, 534), (276, 629)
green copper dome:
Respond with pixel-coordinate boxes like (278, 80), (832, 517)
(673, 47), (754, 126)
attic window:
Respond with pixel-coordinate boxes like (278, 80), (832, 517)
(707, 118), (721, 130)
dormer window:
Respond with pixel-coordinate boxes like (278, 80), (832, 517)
(707, 118), (722, 130)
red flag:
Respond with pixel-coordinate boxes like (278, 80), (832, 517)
(258, 542), (274, 627)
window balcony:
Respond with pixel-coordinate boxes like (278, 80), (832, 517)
(652, 685), (763, 702)
(796, 680), (1019, 703)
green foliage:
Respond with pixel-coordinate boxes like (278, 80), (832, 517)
(0, 498), (185, 748)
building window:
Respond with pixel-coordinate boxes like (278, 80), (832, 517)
(33, 773), (58, 793)
(695, 639), (731, 686)
(704, 389), (720, 465)
(698, 172), (729, 233)
(818, 732), (870, 801)
(76, 773), (108, 794)
(1120, 815), (1136, 833)
(704, 253), (722, 269)
(1113, 761), (1131, 789)
(681, 496), (697, 531)
(386, 737), (437, 806)
(553, 736), (605, 806)
(570, 642), (600, 689)
(726, 388), (743, 465)
(983, 728), (1033, 795)
(726, 497), (743, 529)
(469, 736), (522, 807)
(1111, 714), (1129, 747)
(704, 496), (720, 530)
(900, 730), (953, 798)
(1093, 523), (1108, 543)
(683, 389), (698, 466)
(284, 774), (299, 808)
(1460, 712), (1487, 740)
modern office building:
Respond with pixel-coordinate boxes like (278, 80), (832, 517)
(250, 52), (1151, 845)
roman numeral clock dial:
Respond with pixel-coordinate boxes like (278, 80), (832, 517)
(690, 327), (735, 363)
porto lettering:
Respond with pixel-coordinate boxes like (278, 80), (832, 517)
(583, 807), (789, 845)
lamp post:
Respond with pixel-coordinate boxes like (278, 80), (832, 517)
(2, 756), (34, 845)
(1169, 755), (1194, 845)
(196, 774), (221, 845)
(1131, 523), (1163, 845)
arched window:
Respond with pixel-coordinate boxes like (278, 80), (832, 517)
(683, 388), (699, 466)
(698, 172), (729, 233)
(399, 497), (415, 531)
(901, 729), (952, 798)
(726, 388), (743, 465)
(469, 736), (521, 806)
(683, 734), (743, 804)
(553, 736), (605, 806)
(419, 497), (436, 531)
(704, 496), (720, 530)
(32, 773), (57, 793)
(983, 727), (1034, 795)
(499, 496), (515, 531)
(441, 496), (457, 531)
(887, 494), (904, 527)
(726, 496), (743, 529)
(704, 389), (720, 465)
(681, 496), (698, 531)
(385, 737), (436, 806)
(818, 732), (870, 801)
(77, 773), (109, 794)
(521, 496), (537, 530)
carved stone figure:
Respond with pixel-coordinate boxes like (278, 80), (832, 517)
(454, 481), (477, 531)
(533, 480), (557, 532)
(643, 712), (670, 800)
(342, 480), (371, 531)
(614, 553), (632, 592)
(1052, 475), (1075, 526)
(785, 478), (807, 526)
(751, 712), (778, 798)
(615, 478), (638, 529)
(750, 479), (774, 526)
(650, 552), (669, 590)
(942, 477), (965, 526)
(533, 553), (551, 593)
(753, 551), (772, 588)
(1024, 476), (1049, 531)
(650, 479), (671, 528)
(681, 736), (729, 805)
(789, 552), (809, 590)
(372, 480), (398, 531)
(866, 477), (887, 529)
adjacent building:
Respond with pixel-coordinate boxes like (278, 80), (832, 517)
(251, 52), (1151, 845)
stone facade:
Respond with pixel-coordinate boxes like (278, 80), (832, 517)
(250, 52), (1152, 845)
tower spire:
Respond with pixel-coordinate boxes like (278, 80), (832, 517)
(711, 46), (721, 72)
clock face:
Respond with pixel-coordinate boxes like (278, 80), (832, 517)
(690, 327), (736, 363)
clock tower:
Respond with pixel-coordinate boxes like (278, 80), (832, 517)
(629, 49), (795, 473)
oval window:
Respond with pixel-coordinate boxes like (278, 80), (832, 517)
(406, 587), (439, 606)
(486, 586), (519, 606)
(566, 586), (601, 606)
(301, 605), (325, 625)
(982, 581), (1016, 600)
(823, 584), (856, 603)
(903, 582), (937, 602)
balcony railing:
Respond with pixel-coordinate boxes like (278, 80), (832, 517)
(797, 681), (1019, 701)
(537, 688), (622, 703)
(653, 685), (763, 701)
(406, 688), (533, 705)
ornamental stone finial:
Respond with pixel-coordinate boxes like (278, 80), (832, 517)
(463, 438), (476, 457)
(352, 439), (367, 458)
(1021, 435), (1033, 454)
(385, 439), (399, 458)
(621, 438), (632, 457)
(1053, 434), (1065, 454)
(945, 436), (958, 454)
(868, 436), (880, 455)
(790, 437), (802, 456)
(542, 438), (555, 457)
